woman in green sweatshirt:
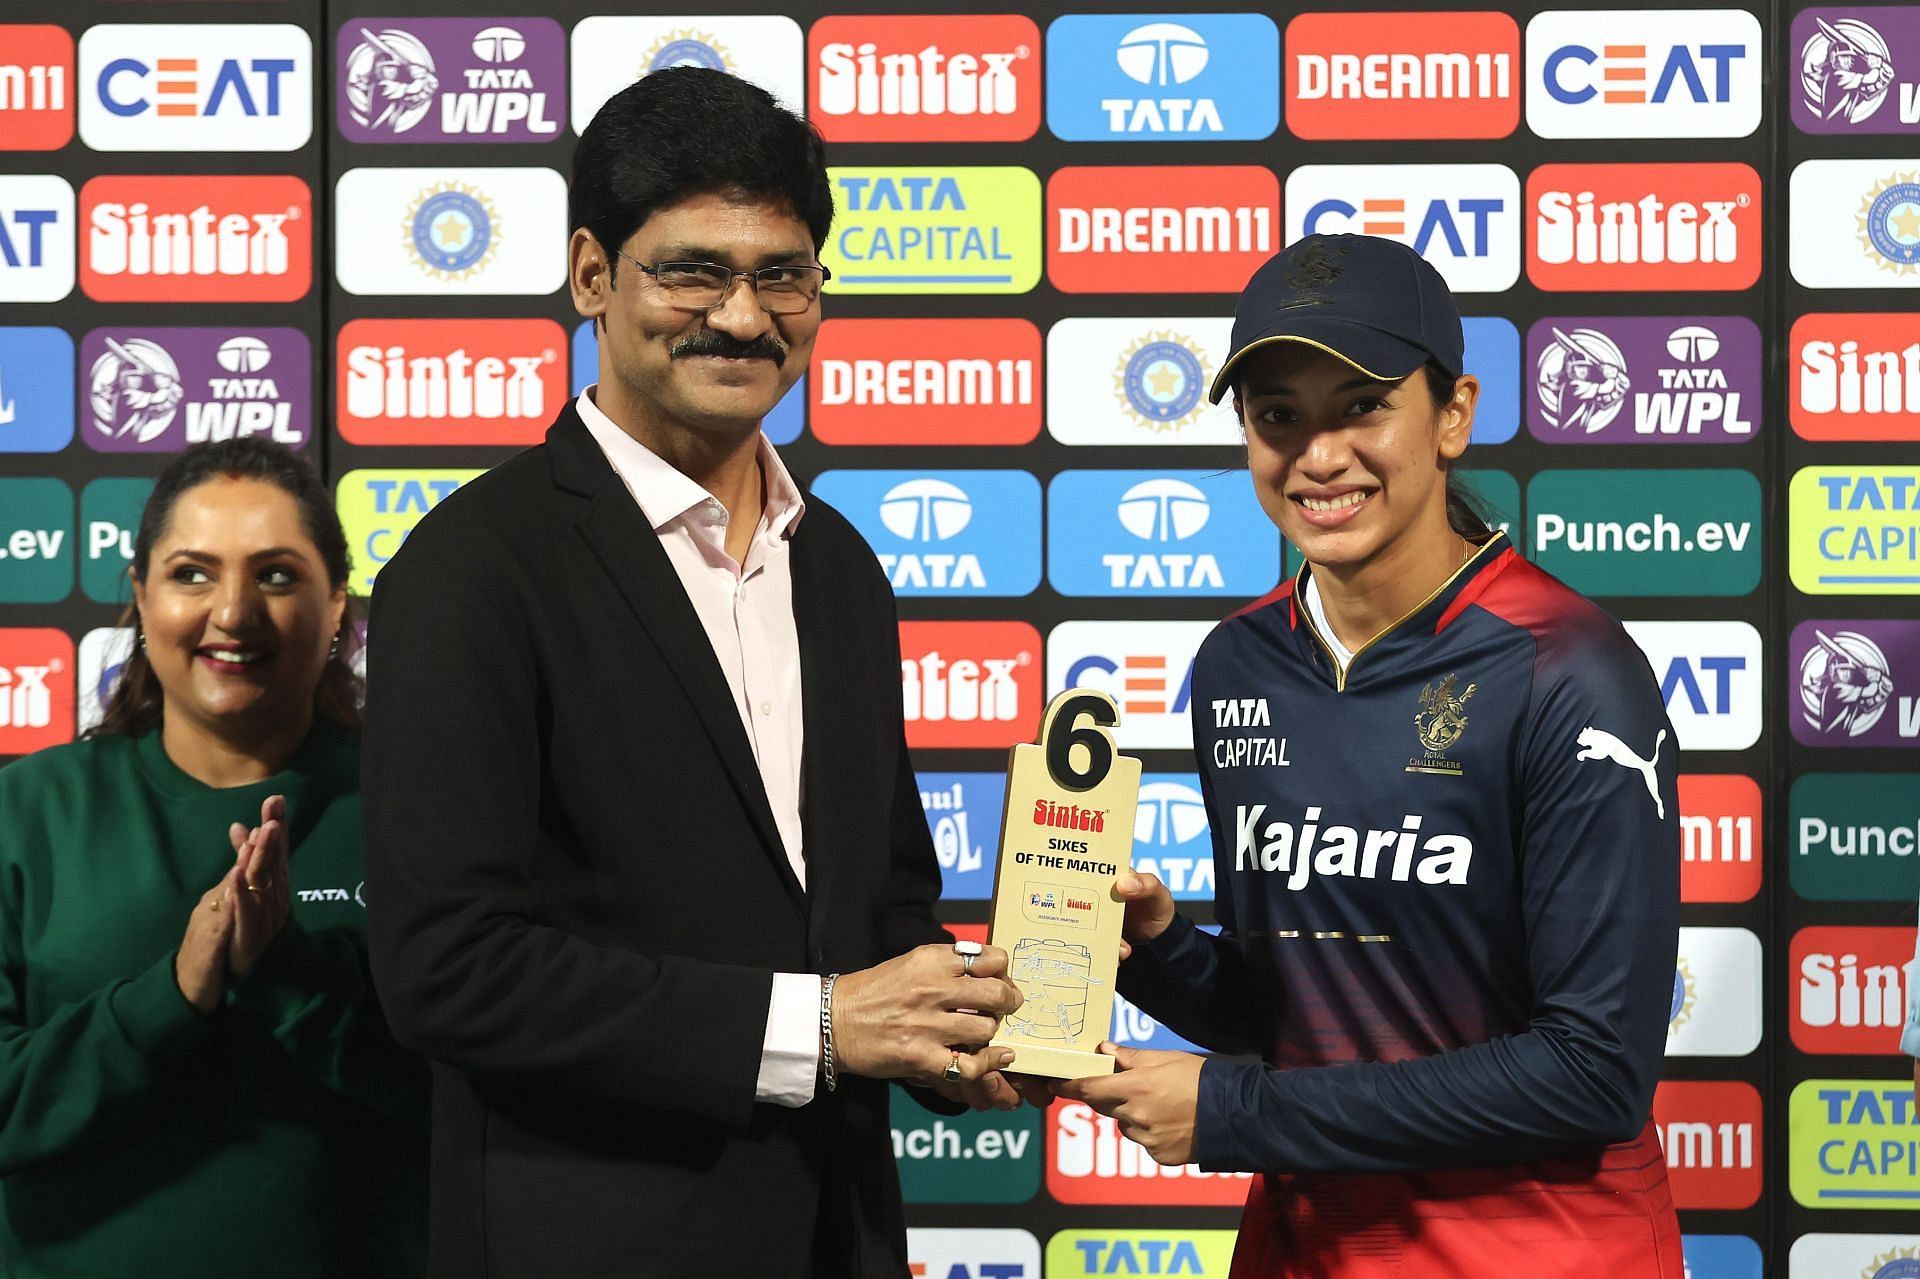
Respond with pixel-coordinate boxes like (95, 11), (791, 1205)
(0, 440), (426, 1278)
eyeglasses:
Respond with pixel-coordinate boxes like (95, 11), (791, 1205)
(615, 252), (830, 315)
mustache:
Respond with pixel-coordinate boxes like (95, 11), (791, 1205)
(670, 331), (788, 365)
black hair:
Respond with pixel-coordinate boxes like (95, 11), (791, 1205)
(570, 66), (835, 280)
(1420, 362), (1494, 541)
(89, 438), (360, 738)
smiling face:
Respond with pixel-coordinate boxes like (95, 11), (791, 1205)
(1234, 342), (1477, 578)
(131, 476), (346, 742)
(571, 190), (821, 440)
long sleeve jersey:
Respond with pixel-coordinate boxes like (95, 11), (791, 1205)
(1120, 533), (1684, 1277)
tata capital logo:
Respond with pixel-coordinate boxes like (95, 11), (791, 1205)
(338, 318), (564, 446)
(0, 174), (75, 303)
(1285, 12), (1518, 140)
(1623, 620), (1761, 751)
(810, 15), (1039, 142)
(335, 468), (483, 593)
(0, 628), (75, 753)
(813, 470), (1041, 596)
(80, 25), (312, 151)
(1654, 1080), (1761, 1209)
(1047, 621), (1207, 751)
(1046, 1231), (1237, 1278)
(1525, 9), (1761, 139)
(1528, 317), (1759, 442)
(1789, 467), (1920, 594)
(0, 25), (75, 151)
(823, 167), (1042, 295)
(1285, 164), (1519, 292)
(1047, 471), (1279, 597)
(1527, 163), (1761, 291)
(1046, 166), (1277, 294)
(810, 318), (1039, 445)
(899, 620), (1041, 750)
(340, 19), (564, 142)
(1792, 620), (1919, 746)
(82, 328), (311, 452)
(1792, 926), (1917, 1054)
(1793, 313), (1920, 441)
(80, 174), (311, 304)
(1044, 14), (1277, 141)
(1790, 1078), (1920, 1208)
(1794, 9), (1920, 133)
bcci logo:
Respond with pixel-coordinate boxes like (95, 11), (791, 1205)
(1536, 326), (1630, 433)
(1669, 959), (1696, 1036)
(1867, 1251), (1920, 1279)
(345, 28), (441, 134)
(1800, 17), (1897, 124)
(643, 29), (731, 74)
(1114, 332), (1206, 431)
(1857, 170), (1920, 276)
(405, 183), (498, 281)
(1407, 672), (1474, 776)
(1799, 628), (1895, 737)
(89, 338), (183, 443)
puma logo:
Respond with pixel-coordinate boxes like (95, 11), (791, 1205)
(1574, 726), (1666, 819)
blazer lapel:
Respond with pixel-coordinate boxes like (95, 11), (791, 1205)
(549, 409), (804, 908)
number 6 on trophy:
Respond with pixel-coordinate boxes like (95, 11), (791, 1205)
(986, 688), (1142, 1079)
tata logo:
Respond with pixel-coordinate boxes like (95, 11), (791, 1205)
(1652, 1080), (1762, 1210)
(1666, 927), (1762, 1057)
(1047, 1102), (1250, 1206)
(1677, 774), (1761, 903)
(1045, 317), (1241, 446)
(811, 318), (1039, 445)
(337, 318), (563, 446)
(569, 16), (804, 132)
(1792, 927), (1917, 1054)
(918, 772), (1002, 900)
(0, 627), (74, 752)
(333, 167), (567, 297)
(1793, 9), (1920, 134)
(1789, 1079), (1920, 1208)
(1527, 316), (1759, 443)
(1285, 12), (1518, 140)
(1047, 470), (1277, 597)
(79, 25), (311, 151)
(1285, 164), (1520, 292)
(1526, 9), (1761, 139)
(1793, 313), (1920, 440)
(1047, 166), (1277, 294)
(906, 1228), (1040, 1278)
(899, 621), (1041, 749)
(1622, 620), (1762, 751)
(80, 175), (310, 304)
(1528, 163), (1761, 291)
(1045, 1231), (1236, 1277)
(0, 174), (75, 302)
(335, 468), (483, 593)
(824, 167), (1042, 294)
(1045, 14), (1277, 142)
(810, 15), (1039, 142)
(1789, 466), (1920, 594)
(1790, 620), (1920, 746)
(0, 327), (75, 453)
(339, 18), (564, 143)
(80, 327), (310, 453)
(1048, 620), (1209, 750)
(1130, 776), (1213, 901)
(0, 25), (75, 151)
(1681, 1236), (1762, 1279)
(815, 470), (1040, 597)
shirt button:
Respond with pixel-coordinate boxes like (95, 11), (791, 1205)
(759, 701), (772, 715)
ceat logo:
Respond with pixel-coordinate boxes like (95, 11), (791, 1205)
(1793, 313), (1920, 440)
(0, 25), (75, 151)
(79, 25), (313, 152)
(1792, 8), (1920, 134)
(1678, 775), (1760, 903)
(338, 18), (565, 143)
(1047, 166), (1277, 294)
(337, 319), (565, 445)
(81, 327), (312, 452)
(1285, 11), (1518, 140)
(0, 174), (75, 303)
(1792, 926), (1917, 1054)
(0, 627), (75, 754)
(906, 1227), (1040, 1279)
(1527, 163), (1761, 291)
(1285, 163), (1520, 292)
(811, 318), (1039, 445)
(1653, 1080), (1762, 1210)
(1046, 620), (1209, 751)
(899, 620), (1041, 749)
(1622, 620), (1762, 751)
(80, 175), (311, 304)
(1525, 9), (1762, 139)
(810, 15), (1040, 142)
(1047, 1101), (1252, 1205)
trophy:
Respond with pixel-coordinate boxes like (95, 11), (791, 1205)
(986, 689), (1141, 1079)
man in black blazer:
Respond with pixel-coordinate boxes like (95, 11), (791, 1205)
(361, 69), (1028, 1278)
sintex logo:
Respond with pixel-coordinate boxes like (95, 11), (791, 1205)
(80, 174), (311, 303)
(0, 25), (75, 151)
(810, 318), (1039, 445)
(0, 628), (75, 754)
(337, 318), (565, 446)
(1791, 926), (1915, 1054)
(810, 15), (1040, 142)
(1285, 11), (1519, 140)
(899, 620), (1041, 749)
(1047, 166), (1277, 293)
(1652, 1079), (1761, 1210)
(1526, 163), (1761, 291)
(1526, 468), (1760, 597)
(1792, 312), (1920, 440)
(1047, 1101), (1252, 1205)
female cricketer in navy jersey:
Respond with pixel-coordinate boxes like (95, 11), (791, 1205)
(1056, 234), (1685, 1278)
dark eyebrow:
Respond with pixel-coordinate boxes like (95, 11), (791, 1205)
(163, 547), (309, 564)
(652, 245), (815, 268)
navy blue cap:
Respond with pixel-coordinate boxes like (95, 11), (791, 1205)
(1208, 234), (1465, 404)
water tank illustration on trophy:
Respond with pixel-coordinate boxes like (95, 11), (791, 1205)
(1005, 938), (1101, 1041)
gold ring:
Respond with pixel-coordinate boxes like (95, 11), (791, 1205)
(943, 1053), (963, 1084)
(244, 884), (262, 893)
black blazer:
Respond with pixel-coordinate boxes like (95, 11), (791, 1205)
(361, 405), (953, 1279)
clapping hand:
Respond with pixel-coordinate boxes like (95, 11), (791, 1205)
(225, 794), (292, 977)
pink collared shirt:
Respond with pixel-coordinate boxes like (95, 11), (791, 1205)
(577, 387), (821, 1107)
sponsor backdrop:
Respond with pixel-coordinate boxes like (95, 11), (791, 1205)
(0, 0), (1913, 1271)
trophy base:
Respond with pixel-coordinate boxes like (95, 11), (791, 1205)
(991, 1038), (1116, 1081)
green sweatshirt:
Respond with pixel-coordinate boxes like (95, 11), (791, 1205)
(0, 724), (426, 1278)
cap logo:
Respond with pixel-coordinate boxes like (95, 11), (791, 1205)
(1280, 237), (1347, 307)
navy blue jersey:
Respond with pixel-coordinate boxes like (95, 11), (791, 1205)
(1119, 533), (1684, 1276)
